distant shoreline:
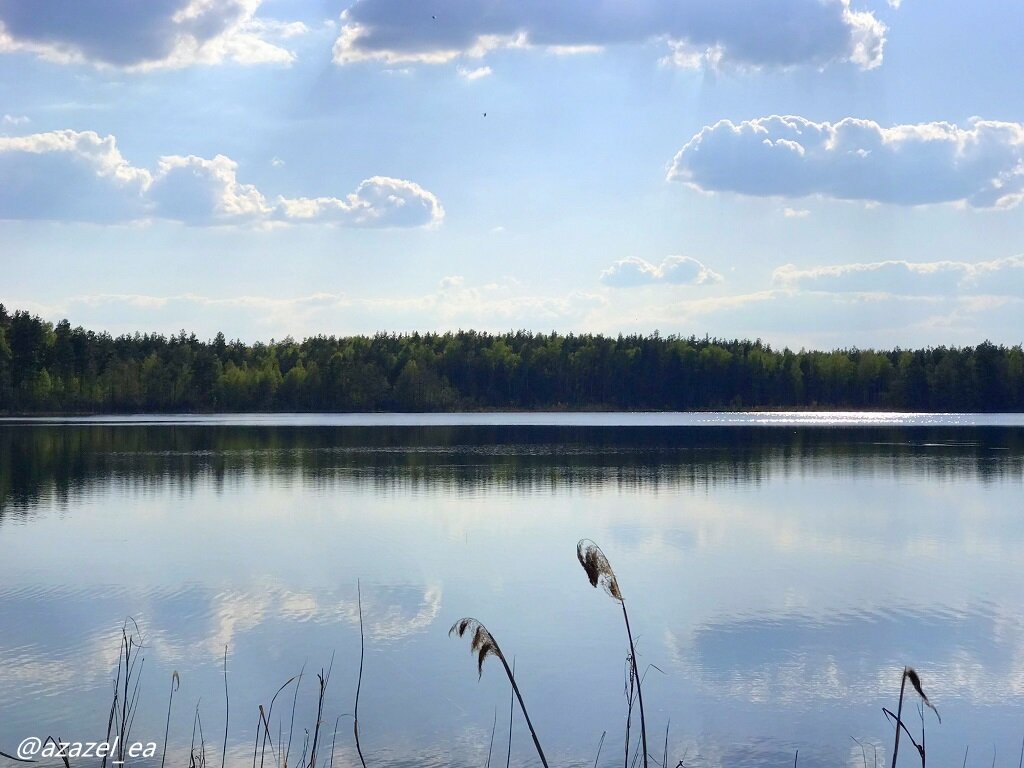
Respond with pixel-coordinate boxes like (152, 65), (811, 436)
(2, 405), (1023, 417)
(5, 410), (1024, 428)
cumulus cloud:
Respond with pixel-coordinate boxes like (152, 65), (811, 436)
(669, 116), (1024, 208)
(0, 129), (150, 222)
(333, 0), (885, 71)
(0, 129), (443, 227)
(774, 255), (1024, 296)
(783, 207), (809, 218)
(0, 0), (306, 70)
(601, 256), (723, 288)
(2, 113), (29, 125)
(147, 154), (270, 224)
(274, 176), (444, 228)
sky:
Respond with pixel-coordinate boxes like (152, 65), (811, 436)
(2, 0), (1024, 349)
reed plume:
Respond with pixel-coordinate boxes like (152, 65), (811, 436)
(577, 539), (649, 768)
(449, 618), (548, 768)
(890, 666), (940, 767)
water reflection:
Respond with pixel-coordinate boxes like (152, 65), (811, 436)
(670, 603), (1024, 706)
(3, 424), (1023, 518)
(1, 421), (1023, 766)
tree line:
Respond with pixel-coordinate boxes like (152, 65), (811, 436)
(1, 304), (1022, 413)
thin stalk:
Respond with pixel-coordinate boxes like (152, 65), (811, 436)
(120, 631), (131, 763)
(189, 701), (201, 768)
(621, 601), (649, 768)
(893, 669), (907, 768)
(629, 733), (643, 768)
(261, 677), (296, 768)
(285, 665), (305, 768)
(494, 653), (548, 768)
(309, 664), (330, 768)
(329, 716), (341, 768)
(485, 707), (497, 768)
(198, 707), (207, 768)
(920, 703), (926, 768)
(102, 678), (118, 768)
(624, 657), (634, 768)
(506, 658), (515, 768)
(222, 646), (229, 768)
(354, 581), (368, 768)
(852, 737), (868, 768)
(162, 672), (180, 768)
(594, 731), (606, 768)
(252, 711), (262, 768)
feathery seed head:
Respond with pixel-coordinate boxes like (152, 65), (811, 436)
(450, 618), (505, 679)
(577, 539), (623, 601)
(904, 667), (941, 723)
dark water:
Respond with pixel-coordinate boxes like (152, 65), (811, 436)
(1, 414), (1023, 767)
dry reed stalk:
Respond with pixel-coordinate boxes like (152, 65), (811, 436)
(890, 667), (939, 767)
(450, 618), (548, 768)
(354, 581), (368, 768)
(577, 539), (650, 768)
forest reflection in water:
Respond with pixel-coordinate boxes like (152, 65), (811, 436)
(2, 422), (1023, 518)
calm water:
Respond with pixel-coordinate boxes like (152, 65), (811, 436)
(1, 413), (1023, 768)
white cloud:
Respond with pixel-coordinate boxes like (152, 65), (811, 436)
(0, 129), (443, 227)
(20, 278), (606, 338)
(601, 255), (723, 288)
(0, 129), (150, 222)
(600, 288), (1024, 348)
(783, 207), (810, 218)
(0, 0), (305, 70)
(1, 113), (28, 126)
(333, 0), (885, 71)
(148, 154), (270, 223)
(273, 176), (444, 228)
(669, 116), (1024, 209)
(773, 255), (1024, 296)
(456, 64), (492, 80)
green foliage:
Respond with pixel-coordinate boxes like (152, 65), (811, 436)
(0, 307), (1022, 413)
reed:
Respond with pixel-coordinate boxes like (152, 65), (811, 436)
(506, 658), (515, 768)
(222, 647), (229, 768)
(577, 539), (650, 768)
(161, 671), (180, 768)
(887, 667), (940, 767)
(449, 618), (549, 768)
(103, 618), (145, 768)
(353, 581), (368, 768)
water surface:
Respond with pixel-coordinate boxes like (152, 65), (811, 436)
(1, 413), (1022, 767)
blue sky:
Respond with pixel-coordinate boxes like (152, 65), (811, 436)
(2, 0), (1024, 348)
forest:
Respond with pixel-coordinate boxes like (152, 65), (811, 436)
(1, 304), (1022, 413)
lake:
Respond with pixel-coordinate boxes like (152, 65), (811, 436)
(1, 413), (1023, 768)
